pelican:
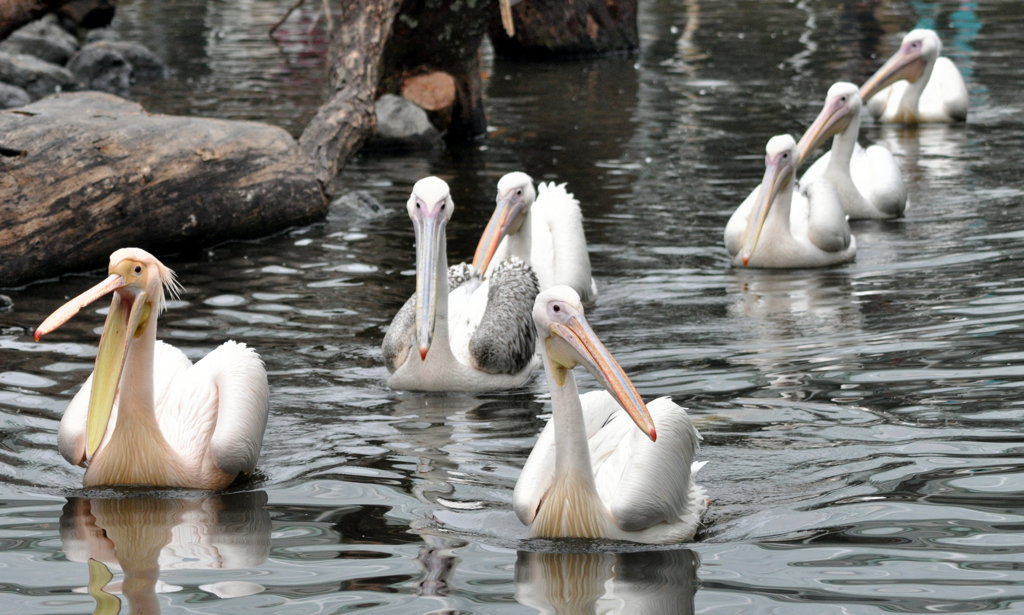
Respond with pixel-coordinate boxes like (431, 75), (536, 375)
(383, 176), (539, 392)
(34, 248), (269, 490)
(860, 29), (968, 124)
(724, 135), (856, 268)
(473, 172), (598, 306)
(798, 82), (907, 219)
(513, 286), (708, 544)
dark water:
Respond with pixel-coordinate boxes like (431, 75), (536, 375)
(3, 0), (1024, 612)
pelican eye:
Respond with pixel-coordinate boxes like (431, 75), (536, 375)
(552, 304), (561, 313)
(133, 265), (142, 275)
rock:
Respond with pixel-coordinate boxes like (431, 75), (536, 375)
(85, 27), (119, 43)
(331, 190), (387, 220)
(0, 15), (79, 65)
(94, 40), (167, 82)
(0, 82), (30, 109)
(67, 41), (168, 93)
(67, 43), (132, 94)
(0, 52), (75, 99)
(0, 92), (327, 287)
(366, 93), (442, 150)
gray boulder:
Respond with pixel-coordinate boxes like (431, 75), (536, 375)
(0, 52), (75, 99)
(67, 43), (131, 93)
(0, 83), (31, 109)
(0, 15), (79, 66)
(368, 94), (442, 150)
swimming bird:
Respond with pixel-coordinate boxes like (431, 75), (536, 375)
(34, 248), (269, 490)
(724, 135), (856, 268)
(860, 29), (968, 124)
(383, 176), (539, 392)
(798, 82), (907, 219)
(35, 245), (268, 489)
(513, 286), (707, 544)
(473, 172), (598, 306)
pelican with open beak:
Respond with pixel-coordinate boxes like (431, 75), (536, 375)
(798, 82), (907, 219)
(35, 248), (268, 489)
(382, 176), (539, 391)
(860, 29), (968, 124)
(473, 172), (597, 306)
(513, 286), (707, 543)
(725, 135), (856, 269)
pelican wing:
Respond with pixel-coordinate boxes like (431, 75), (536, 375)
(724, 185), (760, 257)
(858, 144), (907, 217)
(534, 183), (597, 305)
(57, 377), (92, 466)
(801, 180), (853, 254)
(589, 396), (703, 532)
(468, 258), (538, 375)
(924, 56), (968, 122)
(382, 294), (416, 373)
(159, 341), (269, 477)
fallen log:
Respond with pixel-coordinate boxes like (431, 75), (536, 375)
(0, 92), (327, 287)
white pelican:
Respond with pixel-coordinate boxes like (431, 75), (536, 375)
(473, 172), (598, 306)
(860, 29), (968, 124)
(798, 82), (907, 219)
(383, 176), (539, 392)
(513, 286), (708, 544)
(34, 248), (269, 490)
(724, 135), (856, 269)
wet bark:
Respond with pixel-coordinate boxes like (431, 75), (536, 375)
(0, 92), (326, 287)
(490, 0), (638, 57)
(298, 0), (401, 188)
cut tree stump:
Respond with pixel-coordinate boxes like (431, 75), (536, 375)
(0, 92), (327, 287)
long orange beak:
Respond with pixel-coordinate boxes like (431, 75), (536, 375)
(472, 193), (527, 275)
(860, 44), (926, 103)
(739, 152), (791, 267)
(795, 93), (853, 165)
(547, 309), (657, 441)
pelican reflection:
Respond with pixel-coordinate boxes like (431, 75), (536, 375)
(60, 491), (271, 614)
(515, 548), (699, 615)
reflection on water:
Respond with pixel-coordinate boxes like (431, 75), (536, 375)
(60, 492), (270, 613)
(3, 0), (1024, 613)
(515, 548), (698, 615)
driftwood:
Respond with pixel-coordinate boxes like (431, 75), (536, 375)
(299, 0), (401, 188)
(490, 0), (638, 57)
(0, 92), (326, 287)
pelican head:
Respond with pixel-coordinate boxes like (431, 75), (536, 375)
(860, 29), (941, 102)
(795, 82), (861, 163)
(472, 171), (536, 274)
(34, 248), (180, 458)
(533, 286), (657, 441)
(740, 135), (799, 266)
(408, 176), (455, 360)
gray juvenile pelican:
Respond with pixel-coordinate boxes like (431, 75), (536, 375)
(860, 29), (968, 124)
(473, 172), (598, 306)
(383, 176), (540, 392)
(798, 82), (907, 219)
(513, 286), (708, 544)
(724, 135), (856, 268)
(34, 248), (269, 490)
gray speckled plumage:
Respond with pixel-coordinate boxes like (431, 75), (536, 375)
(469, 257), (539, 374)
(382, 264), (488, 373)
